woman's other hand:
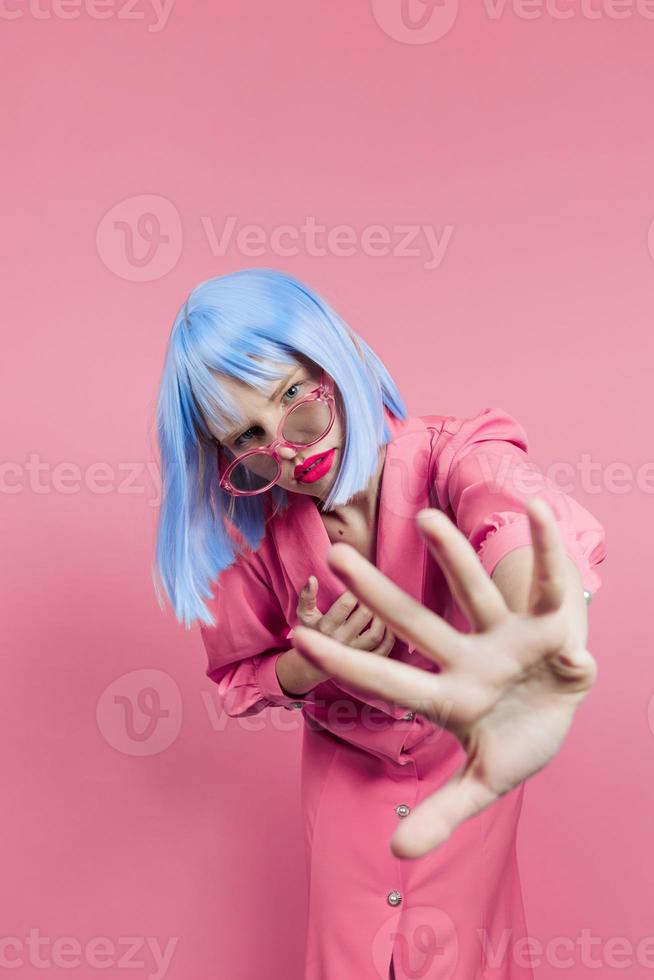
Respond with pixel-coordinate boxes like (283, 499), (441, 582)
(295, 576), (396, 657)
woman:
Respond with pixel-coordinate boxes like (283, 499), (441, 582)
(153, 267), (607, 980)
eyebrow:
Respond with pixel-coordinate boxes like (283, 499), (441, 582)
(219, 368), (298, 443)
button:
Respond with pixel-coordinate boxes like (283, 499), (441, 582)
(403, 711), (415, 721)
(395, 804), (411, 818)
(583, 589), (593, 605)
(387, 890), (402, 907)
(289, 702), (304, 710)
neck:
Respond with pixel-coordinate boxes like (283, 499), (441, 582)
(316, 443), (387, 525)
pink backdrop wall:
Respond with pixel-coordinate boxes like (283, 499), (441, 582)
(3, 1), (651, 976)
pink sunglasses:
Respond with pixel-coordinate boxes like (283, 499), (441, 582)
(215, 370), (337, 496)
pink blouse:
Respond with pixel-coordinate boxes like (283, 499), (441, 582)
(200, 406), (607, 757)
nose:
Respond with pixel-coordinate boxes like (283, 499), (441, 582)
(277, 444), (299, 461)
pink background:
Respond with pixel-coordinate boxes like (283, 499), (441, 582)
(3, 1), (652, 977)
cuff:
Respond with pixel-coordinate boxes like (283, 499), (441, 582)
(254, 651), (316, 711)
(477, 517), (602, 597)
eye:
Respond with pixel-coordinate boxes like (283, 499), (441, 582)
(283, 382), (304, 401)
(234, 427), (256, 448)
(232, 380), (307, 447)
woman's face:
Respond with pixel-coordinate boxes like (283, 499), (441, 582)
(203, 356), (344, 501)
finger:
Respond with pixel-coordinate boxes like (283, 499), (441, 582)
(320, 589), (359, 630)
(296, 576), (320, 620)
(525, 498), (567, 615)
(297, 576), (316, 608)
(390, 770), (497, 859)
(292, 624), (464, 723)
(339, 603), (375, 641)
(416, 509), (507, 632)
(325, 543), (469, 667)
(349, 614), (387, 651)
(374, 626), (398, 658)
(361, 614), (387, 646)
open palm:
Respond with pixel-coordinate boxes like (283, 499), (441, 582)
(291, 497), (598, 859)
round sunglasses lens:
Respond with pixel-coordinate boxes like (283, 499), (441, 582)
(228, 452), (279, 492)
(282, 400), (331, 444)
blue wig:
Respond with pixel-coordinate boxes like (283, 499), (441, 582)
(152, 267), (408, 628)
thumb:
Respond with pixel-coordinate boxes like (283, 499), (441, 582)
(297, 576), (319, 617)
(390, 771), (496, 859)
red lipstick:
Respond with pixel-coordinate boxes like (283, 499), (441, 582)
(294, 449), (336, 484)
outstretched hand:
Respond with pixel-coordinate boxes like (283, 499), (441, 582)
(291, 497), (597, 859)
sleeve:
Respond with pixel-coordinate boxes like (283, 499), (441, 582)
(430, 407), (608, 596)
(200, 548), (318, 717)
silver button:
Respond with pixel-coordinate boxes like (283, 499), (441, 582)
(403, 711), (415, 721)
(395, 804), (411, 818)
(289, 701), (304, 710)
(583, 589), (592, 605)
(387, 890), (402, 907)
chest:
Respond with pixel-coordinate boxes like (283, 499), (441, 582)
(319, 511), (378, 564)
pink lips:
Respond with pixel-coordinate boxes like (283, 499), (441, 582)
(295, 448), (336, 484)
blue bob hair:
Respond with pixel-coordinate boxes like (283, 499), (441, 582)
(152, 267), (408, 628)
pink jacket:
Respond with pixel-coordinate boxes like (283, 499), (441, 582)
(202, 406), (606, 732)
(200, 406), (607, 979)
